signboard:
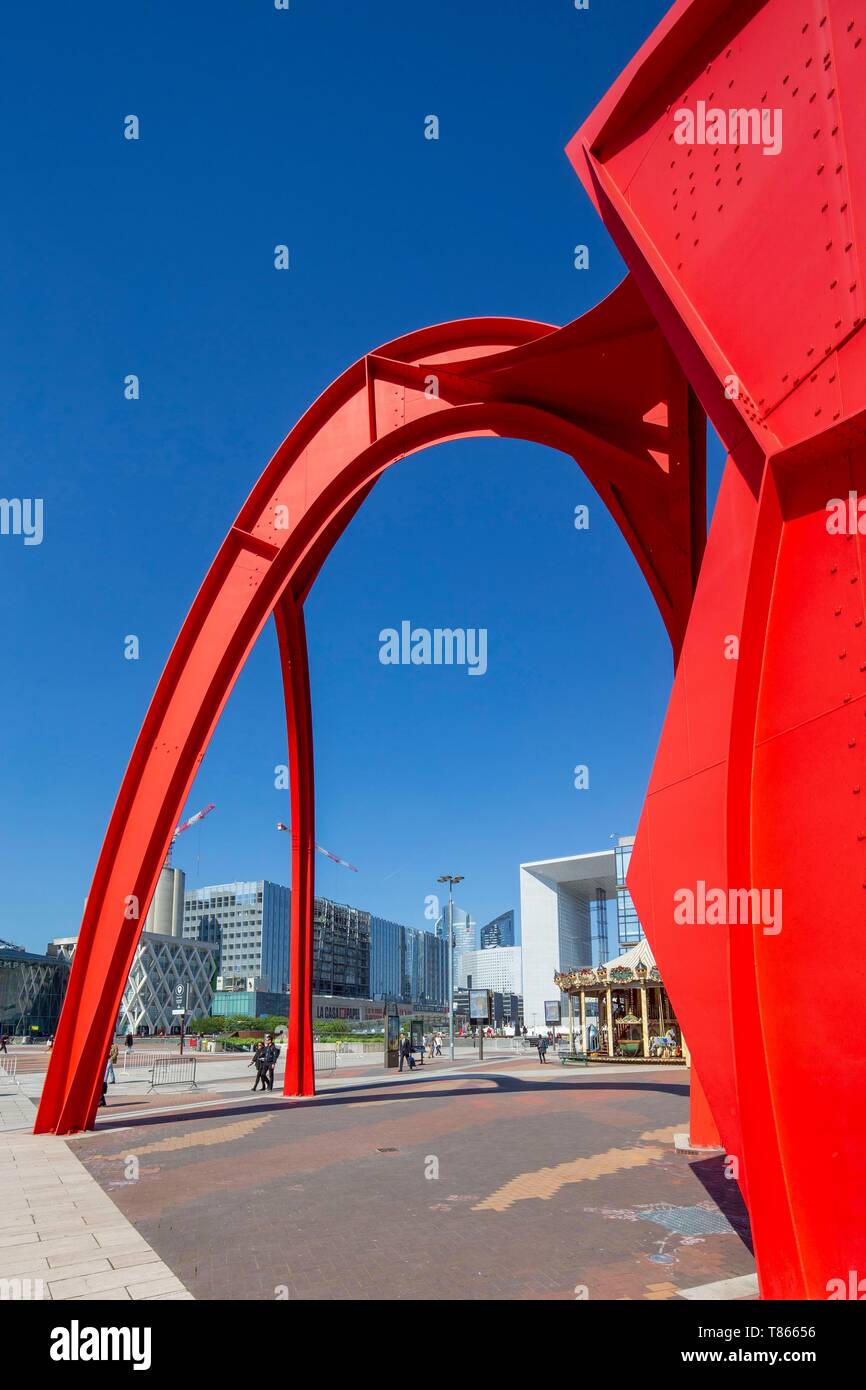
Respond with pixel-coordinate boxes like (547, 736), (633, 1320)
(384, 1003), (401, 1069)
(544, 1000), (562, 1025)
(469, 989), (491, 1022)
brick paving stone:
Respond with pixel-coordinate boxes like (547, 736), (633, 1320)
(127, 1275), (187, 1299)
(66, 1063), (755, 1301)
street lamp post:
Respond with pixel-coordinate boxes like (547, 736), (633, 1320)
(437, 874), (463, 1062)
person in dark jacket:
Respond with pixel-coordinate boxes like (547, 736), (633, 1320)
(260, 1035), (279, 1091)
(249, 1041), (267, 1091)
(536, 1035), (548, 1064)
(399, 1036), (415, 1072)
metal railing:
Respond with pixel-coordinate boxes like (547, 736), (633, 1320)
(148, 1055), (198, 1090)
(122, 1049), (161, 1074)
(0, 1054), (19, 1086)
(313, 1050), (337, 1072)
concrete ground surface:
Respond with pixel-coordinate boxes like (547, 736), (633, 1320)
(0, 1122), (192, 1301)
(0, 1049), (759, 1302)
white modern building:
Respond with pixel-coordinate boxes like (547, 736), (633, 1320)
(52, 931), (217, 1035)
(519, 838), (641, 1033)
(454, 945), (522, 998)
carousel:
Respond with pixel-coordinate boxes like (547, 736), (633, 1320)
(554, 937), (685, 1063)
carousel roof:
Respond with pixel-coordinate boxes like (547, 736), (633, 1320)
(554, 933), (662, 991)
(602, 936), (656, 973)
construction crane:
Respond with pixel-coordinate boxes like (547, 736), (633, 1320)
(276, 822), (358, 872)
(166, 803), (216, 867)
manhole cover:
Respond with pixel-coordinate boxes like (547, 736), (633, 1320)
(377, 1146), (398, 1153)
(640, 1205), (733, 1237)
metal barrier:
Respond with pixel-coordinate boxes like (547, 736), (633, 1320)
(122, 1049), (161, 1074)
(313, 1050), (337, 1072)
(0, 1054), (19, 1086)
(148, 1055), (198, 1091)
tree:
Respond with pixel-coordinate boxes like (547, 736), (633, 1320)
(188, 1017), (223, 1035)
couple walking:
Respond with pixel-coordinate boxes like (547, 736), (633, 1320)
(250, 1034), (280, 1091)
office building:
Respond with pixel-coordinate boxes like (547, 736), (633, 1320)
(312, 897), (370, 998)
(211, 986), (289, 1020)
(183, 881), (290, 992)
(480, 910), (515, 949)
(614, 837), (642, 950)
(435, 905), (475, 951)
(519, 838), (643, 1034)
(370, 917), (448, 1011)
(454, 945), (522, 998)
(0, 940), (70, 1037)
(52, 931), (217, 1036)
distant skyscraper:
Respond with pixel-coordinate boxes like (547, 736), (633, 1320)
(480, 910), (515, 949)
(442, 907), (475, 952)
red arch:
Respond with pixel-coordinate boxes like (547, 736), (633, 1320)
(37, 275), (705, 1135)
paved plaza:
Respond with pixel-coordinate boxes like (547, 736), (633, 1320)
(1, 1047), (758, 1301)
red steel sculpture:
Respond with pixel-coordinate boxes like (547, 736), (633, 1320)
(37, 0), (866, 1300)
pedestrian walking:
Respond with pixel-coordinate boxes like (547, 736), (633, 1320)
(125, 1032), (134, 1052)
(250, 1041), (268, 1091)
(99, 1055), (111, 1107)
(0, 1035), (7, 1054)
(434, 1032), (442, 1056)
(536, 1035), (548, 1064)
(399, 1036), (415, 1072)
(107, 1042), (118, 1084)
(261, 1034), (279, 1090)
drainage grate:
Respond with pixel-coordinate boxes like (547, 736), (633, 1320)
(640, 1205), (734, 1237)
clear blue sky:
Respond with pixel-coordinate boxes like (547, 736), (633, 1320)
(1, 0), (724, 952)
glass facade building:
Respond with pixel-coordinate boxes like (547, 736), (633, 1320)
(52, 933), (217, 1035)
(183, 881), (290, 992)
(370, 916), (447, 1011)
(480, 910), (516, 949)
(312, 897), (370, 998)
(0, 943), (70, 1037)
(211, 989), (289, 1019)
(614, 840), (643, 951)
